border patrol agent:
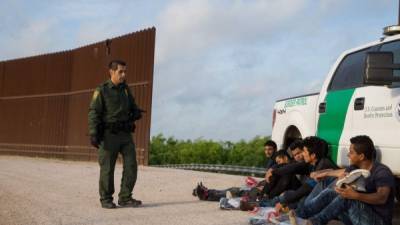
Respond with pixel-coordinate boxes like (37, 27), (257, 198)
(88, 60), (143, 209)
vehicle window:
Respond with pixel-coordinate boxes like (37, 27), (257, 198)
(380, 40), (400, 88)
(329, 48), (371, 91)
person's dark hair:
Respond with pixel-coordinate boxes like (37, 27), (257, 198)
(320, 138), (329, 157)
(108, 59), (126, 70)
(264, 140), (277, 151)
(275, 149), (291, 160)
(350, 135), (375, 160)
(289, 139), (303, 151)
(302, 136), (328, 160)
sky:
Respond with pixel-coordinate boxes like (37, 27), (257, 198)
(0, 0), (397, 141)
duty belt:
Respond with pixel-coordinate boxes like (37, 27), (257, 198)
(105, 121), (131, 133)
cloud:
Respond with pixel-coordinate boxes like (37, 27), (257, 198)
(156, 0), (307, 65)
(0, 0), (162, 60)
(0, 0), (396, 141)
(152, 0), (309, 135)
(0, 20), (57, 59)
(151, 0), (397, 141)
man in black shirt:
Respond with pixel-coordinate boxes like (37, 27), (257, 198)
(264, 140), (278, 169)
(261, 140), (304, 200)
(261, 149), (301, 199)
(261, 136), (337, 209)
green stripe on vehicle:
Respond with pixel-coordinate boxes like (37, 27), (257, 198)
(317, 88), (355, 163)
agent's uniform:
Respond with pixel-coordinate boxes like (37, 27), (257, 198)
(88, 79), (141, 205)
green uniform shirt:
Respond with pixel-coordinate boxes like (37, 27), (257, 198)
(88, 79), (139, 137)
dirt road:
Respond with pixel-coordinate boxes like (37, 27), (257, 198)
(4, 156), (396, 225)
(0, 156), (251, 225)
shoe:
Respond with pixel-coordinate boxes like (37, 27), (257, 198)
(336, 169), (370, 192)
(118, 198), (142, 207)
(101, 201), (117, 209)
(192, 185), (198, 197)
(194, 182), (209, 200)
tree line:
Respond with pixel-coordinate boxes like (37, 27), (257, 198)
(149, 134), (269, 167)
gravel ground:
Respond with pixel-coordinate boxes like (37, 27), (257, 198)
(1, 156), (397, 225)
(0, 156), (253, 225)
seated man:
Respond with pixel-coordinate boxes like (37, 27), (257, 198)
(261, 141), (304, 200)
(193, 140), (278, 201)
(289, 139), (305, 163)
(261, 136), (338, 209)
(294, 135), (396, 225)
(264, 140), (278, 169)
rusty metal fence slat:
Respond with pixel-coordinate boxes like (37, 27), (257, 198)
(0, 28), (156, 164)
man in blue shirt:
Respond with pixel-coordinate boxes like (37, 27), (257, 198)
(294, 135), (395, 225)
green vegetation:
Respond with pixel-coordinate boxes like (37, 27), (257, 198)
(149, 134), (269, 167)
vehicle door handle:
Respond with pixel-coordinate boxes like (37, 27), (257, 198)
(354, 97), (365, 111)
(319, 102), (326, 113)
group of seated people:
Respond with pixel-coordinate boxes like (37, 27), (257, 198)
(192, 135), (396, 225)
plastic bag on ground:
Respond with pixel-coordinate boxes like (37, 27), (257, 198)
(248, 207), (297, 225)
(219, 197), (241, 210)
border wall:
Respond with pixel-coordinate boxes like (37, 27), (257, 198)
(0, 27), (156, 165)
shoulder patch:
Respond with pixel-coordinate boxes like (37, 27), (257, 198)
(92, 90), (100, 101)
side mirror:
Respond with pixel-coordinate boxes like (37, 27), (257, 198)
(364, 52), (397, 85)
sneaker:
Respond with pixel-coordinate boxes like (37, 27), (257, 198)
(336, 169), (370, 192)
(194, 182), (209, 200)
(192, 184), (199, 197)
(118, 198), (142, 207)
(101, 201), (117, 209)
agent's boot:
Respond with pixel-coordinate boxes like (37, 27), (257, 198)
(118, 198), (142, 207)
(101, 201), (117, 209)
